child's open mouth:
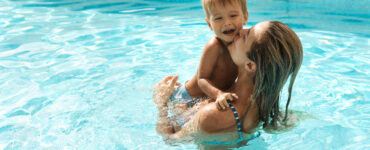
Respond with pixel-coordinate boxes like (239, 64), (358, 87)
(223, 29), (235, 35)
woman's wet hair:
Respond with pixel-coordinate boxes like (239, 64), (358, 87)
(247, 21), (303, 129)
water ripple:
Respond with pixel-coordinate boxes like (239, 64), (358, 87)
(74, 2), (129, 11)
(22, 2), (82, 8)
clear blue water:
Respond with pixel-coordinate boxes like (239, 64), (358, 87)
(0, 0), (369, 149)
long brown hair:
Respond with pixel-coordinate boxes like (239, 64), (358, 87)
(247, 21), (303, 129)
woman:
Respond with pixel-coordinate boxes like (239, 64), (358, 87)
(153, 21), (303, 146)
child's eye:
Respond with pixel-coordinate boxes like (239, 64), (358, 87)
(215, 17), (222, 20)
(231, 14), (238, 18)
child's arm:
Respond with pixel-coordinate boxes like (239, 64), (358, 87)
(197, 38), (238, 110)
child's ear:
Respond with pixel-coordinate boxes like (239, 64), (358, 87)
(244, 60), (256, 73)
(205, 18), (213, 30)
(243, 11), (249, 25)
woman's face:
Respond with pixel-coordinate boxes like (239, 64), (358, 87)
(227, 21), (270, 66)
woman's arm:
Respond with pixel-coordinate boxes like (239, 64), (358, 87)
(161, 101), (237, 143)
(153, 76), (249, 143)
(164, 101), (259, 143)
(153, 76), (180, 135)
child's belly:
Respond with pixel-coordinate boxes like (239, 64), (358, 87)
(210, 68), (237, 90)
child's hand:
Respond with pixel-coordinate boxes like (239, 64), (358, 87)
(215, 92), (238, 110)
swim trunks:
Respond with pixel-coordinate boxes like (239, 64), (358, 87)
(170, 83), (193, 102)
(169, 83), (205, 108)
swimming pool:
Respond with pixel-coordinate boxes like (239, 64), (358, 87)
(0, 0), (369, 149)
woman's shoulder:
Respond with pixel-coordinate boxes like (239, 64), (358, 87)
(237, 101), (260, 133)
(197, 101), (238, 133)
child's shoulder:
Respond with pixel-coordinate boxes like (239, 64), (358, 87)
(203, 37), (224, 53)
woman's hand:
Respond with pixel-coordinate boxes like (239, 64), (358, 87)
(153, 75), (181, 107)
(154, 75), (181, 137)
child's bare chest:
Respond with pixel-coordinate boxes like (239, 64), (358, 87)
(211, 54), (238, 89)
(215, 56), (235, 72)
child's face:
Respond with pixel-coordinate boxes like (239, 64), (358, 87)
(206, 1), (247, 43)
(228, 22), (269, 66)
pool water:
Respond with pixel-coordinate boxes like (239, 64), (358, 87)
(0, 0), (369, 149)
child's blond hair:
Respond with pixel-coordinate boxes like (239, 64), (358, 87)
(202, 0), (247, 19)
